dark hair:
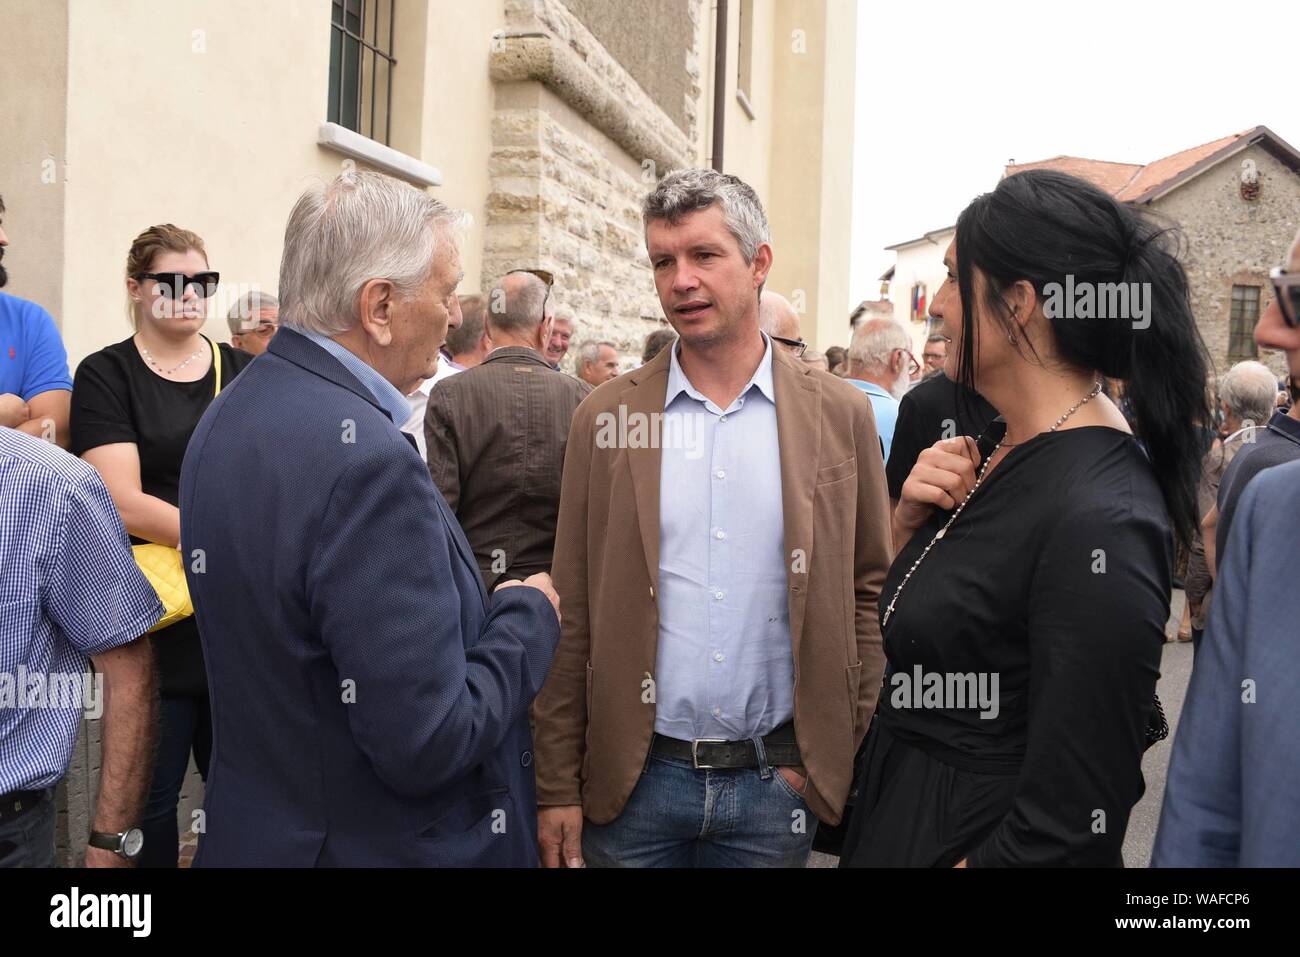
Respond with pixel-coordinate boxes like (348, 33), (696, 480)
(446, 293), (487, 356)
(642, 326), (677, 364)
(953, 169), (1210, 547)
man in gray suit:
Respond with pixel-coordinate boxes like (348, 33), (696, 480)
(425, 271), (592, 590)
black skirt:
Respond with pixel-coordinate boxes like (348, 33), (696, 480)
(838, 720), (1018, 868)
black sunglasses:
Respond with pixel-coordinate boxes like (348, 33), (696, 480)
(136, 271), (220, 299)
(506, 268), (554, 321)
(1269, 267), (1300, 329)
(769, 334), (807, 358)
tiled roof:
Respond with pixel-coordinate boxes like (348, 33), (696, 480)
(1003, 127), (1300, 204)
(1005, 156), (1144, 196)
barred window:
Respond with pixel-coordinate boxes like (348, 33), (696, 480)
(328, 0), (396, 145)
(1229, 284), (1260, 360)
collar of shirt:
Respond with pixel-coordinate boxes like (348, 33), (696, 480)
(297, 328), (412, 425)
(664, 332), (776, 413)
(847, 378), (895, 401)
(483, 345), (550, 367)
(1266, 409), (1300, 447)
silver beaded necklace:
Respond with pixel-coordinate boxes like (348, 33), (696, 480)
(138, 338), (208, 376)
(881, 378), (1103, 628)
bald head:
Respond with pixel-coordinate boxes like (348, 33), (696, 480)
(487, 271), (554, 354)
(758, 291), (802, 349)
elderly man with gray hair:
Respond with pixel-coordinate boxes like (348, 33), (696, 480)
(178, 170), (561, 867)
(843, 317), (914, 461)
(575, 339), (620, 386)
(1183, 359), (1278, 649)
(226, 291), (280, 356)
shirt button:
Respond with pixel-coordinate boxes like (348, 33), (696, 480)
(712, 707), (722, 717)
(713, 652), (724, 662)
(715, 529), (726, 540)
(719, 414), (728, 422)
(715, 469), (726, 479)
(713, 590), (724, 600)
(520, 750), (533, 767)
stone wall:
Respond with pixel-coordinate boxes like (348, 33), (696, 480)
(1152, 144), (1300, 382)
(563, 0), (696, 132)
(487, 0), (704, 370)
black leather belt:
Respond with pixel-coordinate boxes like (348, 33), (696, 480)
(0, 789), (49, 826)
(651, 722), (801, 769)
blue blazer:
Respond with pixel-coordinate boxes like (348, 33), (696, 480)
(1152, 458), (1300, 867)
(179, 328), (560, 866)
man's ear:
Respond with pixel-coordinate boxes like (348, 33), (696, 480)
(357, 278), (396, 347)
(751, 242), (773, 289)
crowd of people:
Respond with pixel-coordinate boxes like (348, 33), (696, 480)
(0, 163), (1297, 868)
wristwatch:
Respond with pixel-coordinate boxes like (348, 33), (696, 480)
(88, 827), (144, 860)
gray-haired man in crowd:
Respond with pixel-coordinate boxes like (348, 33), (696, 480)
(1184, 360), (1277, 650)
(844, 317), (913, 461)
(226, 291), (279, 357)
(576, 340), (620, 387)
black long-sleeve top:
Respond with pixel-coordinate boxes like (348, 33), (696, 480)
(876, 426), (1170, 866)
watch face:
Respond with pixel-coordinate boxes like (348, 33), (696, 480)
(122, 828), (144, 858)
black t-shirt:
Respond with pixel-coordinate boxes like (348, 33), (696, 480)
(877, 427), (1170, 865)
(885, 372), (999, 500)
(71, 336), (253, 696)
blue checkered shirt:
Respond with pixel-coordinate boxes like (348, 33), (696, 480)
(0, 427), (163, 793)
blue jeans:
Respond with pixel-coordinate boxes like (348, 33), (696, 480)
(582, 753), (818, 867)
(139, 694), (211, 868)
(0, 789), (56, 868)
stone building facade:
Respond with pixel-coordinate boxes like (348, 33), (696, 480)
(1151, 141), (1300, 380)
(485, 0), (703, 364)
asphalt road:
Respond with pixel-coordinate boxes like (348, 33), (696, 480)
(809, 590), (1194, 868)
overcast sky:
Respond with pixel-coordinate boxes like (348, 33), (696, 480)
(848, 0), (1300, 311)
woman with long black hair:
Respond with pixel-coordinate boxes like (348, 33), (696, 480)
(839, 170), (1209, 866)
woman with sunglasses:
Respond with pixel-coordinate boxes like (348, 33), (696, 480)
(70, 224), (253, 867)
(838, 170), (1209, 867)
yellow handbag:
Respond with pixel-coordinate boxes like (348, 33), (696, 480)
(132, 337), (220, 634)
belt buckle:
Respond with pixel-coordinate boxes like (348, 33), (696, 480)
(691, 738), (729, 770)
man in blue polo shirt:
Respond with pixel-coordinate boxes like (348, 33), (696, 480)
(0, 194), (73, 448)
(843, 317), (912, 462)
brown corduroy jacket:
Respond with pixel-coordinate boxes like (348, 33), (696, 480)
(424, 346), (592, 590)
(532, 344), (892, 827)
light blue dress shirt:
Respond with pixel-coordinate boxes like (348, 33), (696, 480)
(298, 328), (413, 427)
(847, 378), (899, 462)
(654, 335), (793, 742)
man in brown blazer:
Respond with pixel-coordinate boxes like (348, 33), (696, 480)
(425, 271), (592, 590)
(533, 169), (891, 868)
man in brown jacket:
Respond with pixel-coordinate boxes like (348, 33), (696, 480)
(533, 169), (891, 868)
(425, 271), (592, 590)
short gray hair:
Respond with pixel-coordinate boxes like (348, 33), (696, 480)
(577, 340), (615, 370)
(487, 272), (549, 336)
(278, 170), (468, 336)
(1219, 360), (1277, 426)
(226, 291), (279, 336)
(642, 168), (770, 262)
(848, 318), (911, 372)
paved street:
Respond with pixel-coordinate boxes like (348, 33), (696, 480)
(810, 590), (1194, 868)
